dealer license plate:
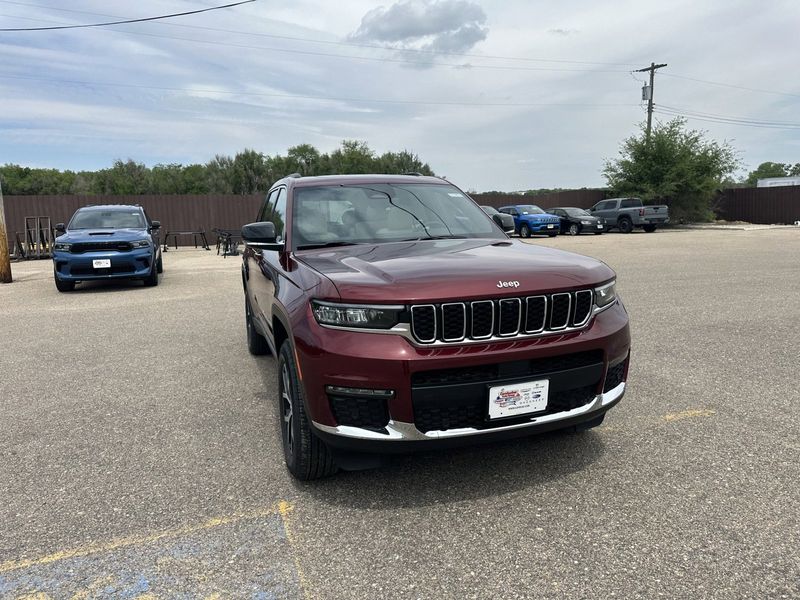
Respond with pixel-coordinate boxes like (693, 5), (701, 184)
(488, 379), (549, 420)
(92, 259), (111, 269)
(547, 224), (555, 229)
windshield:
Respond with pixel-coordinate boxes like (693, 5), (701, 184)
(516, 205), (545, 215)
(565, 208), (590, 217)
(69, 209), (146, 230)
(292, 184), (503, 249)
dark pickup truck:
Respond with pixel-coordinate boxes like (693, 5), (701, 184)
(590, 197), (669, 233)
(242, 174), (631, 479)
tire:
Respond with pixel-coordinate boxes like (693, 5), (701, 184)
(568, 223), (580, 236)
(54, 270), (75, 292)
(245, 295), (270, 356)
(156, 252), (163, 273)
(519, 224), (531, 238)
(618, 217), (633, 234)
(144, 260), (159, 286)
(643, 225), (657, 233)
(278, 341), (337, 480)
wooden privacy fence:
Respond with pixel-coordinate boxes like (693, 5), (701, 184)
(3, 186), (800, 253)
(3, 194), (263, 253)
(714, 187), (800, 224)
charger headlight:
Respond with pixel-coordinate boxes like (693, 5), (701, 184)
(594, 280), (617, 310)
(312, 300), (404, 329)
(53, 242), (71, 252)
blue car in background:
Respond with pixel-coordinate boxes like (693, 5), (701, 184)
(498, 204), (561, 238)
(52, 204), (162, 292)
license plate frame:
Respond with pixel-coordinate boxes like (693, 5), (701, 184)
(487, 379), (549, 420)
(92, 259), (111, 269)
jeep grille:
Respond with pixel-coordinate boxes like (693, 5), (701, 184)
(409, 289), (594, 344)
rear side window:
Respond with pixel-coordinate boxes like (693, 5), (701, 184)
(620, 199), (641, 208)
(595, 201), (615, 211)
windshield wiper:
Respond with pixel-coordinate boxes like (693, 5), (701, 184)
(399, 235), (469, 241)
(296, 241), (364, 250)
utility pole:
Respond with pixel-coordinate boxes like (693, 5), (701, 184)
(0, 177), (12, 283)
(635, 62), (668, 141)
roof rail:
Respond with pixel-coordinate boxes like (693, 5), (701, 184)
(287, 172), (302, 178)
(403, 171), (423, 176)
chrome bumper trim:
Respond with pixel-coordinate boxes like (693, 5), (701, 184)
(312, 381), (625, 442)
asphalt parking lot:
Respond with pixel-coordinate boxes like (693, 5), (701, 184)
(1, 229), (798, 599)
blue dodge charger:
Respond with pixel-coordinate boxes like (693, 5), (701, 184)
(52, 204), (162, 292)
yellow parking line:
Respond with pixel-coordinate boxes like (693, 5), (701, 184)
(0, 504), (282, 575)
(663, 408), (716, 422)
(279, 500), (313, 600)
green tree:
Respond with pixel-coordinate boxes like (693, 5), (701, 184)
(327, 140), (375, 174)
(92, 159), (149, 195)
(231, 149), (269, 195)
(603, 118), (740, 222)
(744, 161), (800, 186)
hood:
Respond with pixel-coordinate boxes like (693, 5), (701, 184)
(58, 228), (150, 243)
(296, 239), (614, 303)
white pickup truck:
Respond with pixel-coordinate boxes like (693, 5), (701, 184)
(589, 197), (669, 233)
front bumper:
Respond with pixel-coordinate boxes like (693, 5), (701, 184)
(527, 222), (559, 232)
(53, 248), (154, 280)
(295, 300), (630, 451)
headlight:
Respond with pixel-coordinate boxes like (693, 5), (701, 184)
(53, 242), (71, 252)
(130, 239), (151, 248)
(581, 220), (592, 225)
(595, 280), (617, 310)
(312, 300), (404, 329)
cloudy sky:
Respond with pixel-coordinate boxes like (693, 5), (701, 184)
(1, 0), (798, 191)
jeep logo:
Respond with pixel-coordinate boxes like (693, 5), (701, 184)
(496, 280), (520, 288)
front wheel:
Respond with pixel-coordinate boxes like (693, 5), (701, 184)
(278, 341), (337, 480)
(156, 252), (163, 273)
(519, 224), (531, 238)
(618, 217), (633, 234)
(643, 225), (657, 233)
(144, 261), (159, 286)
(568, 223), (580, 236)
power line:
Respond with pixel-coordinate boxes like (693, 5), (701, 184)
(661, 72), (800, 99)
(0, 14), (632, 74)
(0, 0), (641, 67)
(658, 104), (800, 127)
(653, 106), (800, 129)
(0, 0), (256, 31)
(0, 72), (640, 109)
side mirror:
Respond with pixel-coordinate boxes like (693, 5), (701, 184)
(590, 207), (596, 212)
(150, 220), (161, 230)
(242, 222), (284, 251)
(55, 223), (66, 233)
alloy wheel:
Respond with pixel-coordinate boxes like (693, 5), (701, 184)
(281, 362), (295, 455)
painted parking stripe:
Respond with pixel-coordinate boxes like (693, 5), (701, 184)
(0, 503), (308, 599)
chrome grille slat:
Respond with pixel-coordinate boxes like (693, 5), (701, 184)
(410, 289), (596, 344)
(549, 293), (571, 330)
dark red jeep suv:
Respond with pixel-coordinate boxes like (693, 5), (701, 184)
(241, 174), (630, 479)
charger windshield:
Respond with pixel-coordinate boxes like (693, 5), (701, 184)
(69, 208), (146, 230)
(293, 183), (503, 249)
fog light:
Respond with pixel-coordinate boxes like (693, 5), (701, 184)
(325, 385), (395, 398)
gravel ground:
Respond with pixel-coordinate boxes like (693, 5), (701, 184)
(0, 228), (798, 599)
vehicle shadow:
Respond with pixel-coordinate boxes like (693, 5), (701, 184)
(297, 429), (605, 509)
(69, 279), (151, 293)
